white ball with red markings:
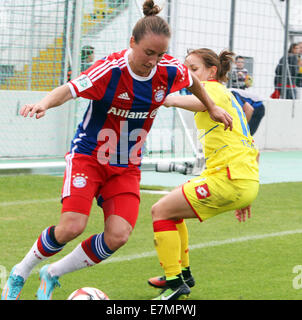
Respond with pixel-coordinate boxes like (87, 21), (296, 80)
(67, 287), (110, 300)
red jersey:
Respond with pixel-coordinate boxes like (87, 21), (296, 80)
(68, 49), (192, 167)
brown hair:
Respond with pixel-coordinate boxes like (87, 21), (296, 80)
(187, 48), (235, 83)
(132, 0), (171, 43)
(288, 43), (298, 54)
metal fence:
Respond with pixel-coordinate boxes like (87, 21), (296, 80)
(1, 0), (302, 160)
(0, 0), (129, 91)
(1, 0), (301, 94)
(0, 0), (68, 91)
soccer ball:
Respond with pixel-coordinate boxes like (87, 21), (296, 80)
(67, 287), (110, 300)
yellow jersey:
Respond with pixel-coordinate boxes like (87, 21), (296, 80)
(195, 80), (259, 181)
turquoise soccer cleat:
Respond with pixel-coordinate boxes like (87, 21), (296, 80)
(36, 264), (60, 300)
(1, 266), (25, 300)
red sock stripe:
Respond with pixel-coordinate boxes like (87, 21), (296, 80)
(153, 220), (177, 232)
(37, 236), (55, 257)
(81, 235), (102, 264)
(175, 219), (184, 224)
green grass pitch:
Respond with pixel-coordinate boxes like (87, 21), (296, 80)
(0, 174), (302, 300)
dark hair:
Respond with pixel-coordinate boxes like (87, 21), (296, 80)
(132, 0), (171, 43)
(235, 55), (244, 61)
(187, 48), (235, 83)
(288, 43), (298, 54)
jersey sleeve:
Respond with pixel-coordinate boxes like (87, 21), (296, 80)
(169, 60), (193, 93)
(68, 59), (112, 100)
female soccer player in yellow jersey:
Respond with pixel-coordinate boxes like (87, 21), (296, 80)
(148, 48), (259, 300)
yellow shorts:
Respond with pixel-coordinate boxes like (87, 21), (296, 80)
(182, 169), (259, 222)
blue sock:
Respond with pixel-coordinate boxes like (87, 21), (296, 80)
(37, 226), (65, 257)
(81, 232), (114, 263)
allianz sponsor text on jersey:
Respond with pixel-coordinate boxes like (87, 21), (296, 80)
(107, 106), (159, 120)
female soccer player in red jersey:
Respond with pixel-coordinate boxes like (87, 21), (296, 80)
(1, 1), (232, 300)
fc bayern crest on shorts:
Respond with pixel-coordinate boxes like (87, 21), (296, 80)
(72, 174), (88, 188)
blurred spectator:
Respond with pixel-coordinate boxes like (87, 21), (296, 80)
(81, 45), (95, 72)
(67, 45), (95, 81)
(231, 88), (265, 136)
(271, 43), (299, 99)
(230, 56), (253, 89)
(296, 42), (302, 98)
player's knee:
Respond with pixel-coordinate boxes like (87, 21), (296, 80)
(66, 223), (85, 240)
(57, 224), (85, 243)
(151, 201), (165, 221)
(56, 214), (87, 243)
(105, 229), (131, 251)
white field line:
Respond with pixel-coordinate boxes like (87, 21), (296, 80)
(0, 190), (168, 207)
(102, 229), (302, 264)
(26, 228), (302, 275)
(141, 190), (169, 195)
(3, 198), (302, 267)
(0, 198), (59, 207)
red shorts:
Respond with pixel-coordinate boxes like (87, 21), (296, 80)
(61, 152), (141, 228)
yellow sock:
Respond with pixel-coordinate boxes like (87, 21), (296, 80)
(153, 220), (182, 278)
(175, 219), (190, 269)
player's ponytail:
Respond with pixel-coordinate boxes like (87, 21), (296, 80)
(143, 0), (161, 16)
(186, 48), (235, 83)
(218, 50), (235, 83)
(132, 0), (171, 43)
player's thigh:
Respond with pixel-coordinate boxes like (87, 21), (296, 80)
(102, 193), (140, 250)
(98, 167), (141, 229)
(151, 186), (197, 221)
(61, 153), (102, 215)
(102, 192), (140, 229)
(183, 173), (259, 221)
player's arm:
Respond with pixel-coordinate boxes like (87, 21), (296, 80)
(187, 73), (233, 130)
(20, 84), (73, 119)
(242, 102), (254, 122)
(163, 94), (207, 112)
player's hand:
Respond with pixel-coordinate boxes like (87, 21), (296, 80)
(235, 205), (251, 222)
(209, 105), (233, 131)
(20, 104), (47, 119)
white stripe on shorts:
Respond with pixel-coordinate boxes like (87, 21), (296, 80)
(62, 146), (77, 199)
